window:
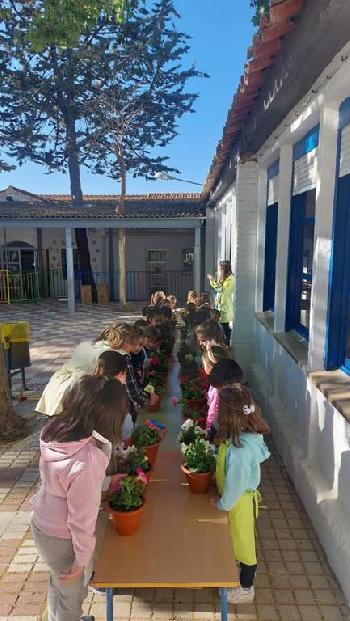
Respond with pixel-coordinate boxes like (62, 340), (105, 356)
(146, 249), (167, 264)
(326, 97), (350, 372)
(286, 125), (319, 339)
(61, 249), (79, 279)
(263, 161), (279, 312)
(182, 249), (194, 271)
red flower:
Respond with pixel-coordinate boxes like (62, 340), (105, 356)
(150, 356), (160, 367)
(171, 396), (178, 406)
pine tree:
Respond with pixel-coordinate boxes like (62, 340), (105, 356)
(86, 0), (206, 305)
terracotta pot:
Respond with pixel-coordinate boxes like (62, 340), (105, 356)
(185, 397), (207, 410)
(181, 464), (213, 494)
(270, 0), (304, 25)
(147, 394), (161, 413)
(143, 442), (161, 466)
(108, 502), (145, 536)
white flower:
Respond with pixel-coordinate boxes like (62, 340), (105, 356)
(180, 442), (187, 454)
(181, 418), (194, 430)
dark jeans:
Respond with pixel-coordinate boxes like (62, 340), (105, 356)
(240, 562), (257, 588)
(221, 322), (231, 346)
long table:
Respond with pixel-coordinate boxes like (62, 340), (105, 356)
(92, 450), (239, 621)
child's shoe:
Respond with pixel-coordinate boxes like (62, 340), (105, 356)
(227, 586), (255, 604)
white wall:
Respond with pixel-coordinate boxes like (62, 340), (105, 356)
(248, 43), (350, 604)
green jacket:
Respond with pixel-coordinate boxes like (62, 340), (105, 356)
(209, 274), (234, 323)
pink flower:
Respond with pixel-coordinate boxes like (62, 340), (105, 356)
(145, 419), (158, 431)
(171, 396), (178, 406)
(110, 482), (121, 493)
(150, 356), (160, 367)
(136, 468), (148, 485)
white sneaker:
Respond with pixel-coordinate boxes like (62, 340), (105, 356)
(227, 586), (255, 604)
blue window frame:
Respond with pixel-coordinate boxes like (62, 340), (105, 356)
(286, 125), (319, 339)
(263, 161), (279, 312)
(326, 97), (350, 372)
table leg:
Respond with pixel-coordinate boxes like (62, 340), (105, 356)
(219, 588), (228, 621)
(106, 588), (114, 621)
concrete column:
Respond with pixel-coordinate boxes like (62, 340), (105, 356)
(232, 159), (258, 369)
(308, 101), (340, 370)
(274, 145), (293, 333)
(194, 225), (201, 292)
(65, 227), (75, 314)
(108, 229), (115, 301)
(205, 207), (215, 287)
(255, 166), (268, 312)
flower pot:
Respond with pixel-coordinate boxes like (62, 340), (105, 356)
(185, 397), (207, 410)
(142, 442), (161, 466)
(147, 395), (161, 413)
(181, 464), (213, 494)
(108, 502), (145, 536)
(270, 0), (304, 25)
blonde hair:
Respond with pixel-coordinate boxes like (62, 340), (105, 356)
(151, 290), (166, 306)
(187, 290), (199, 305)
(95, 323), (137, 350)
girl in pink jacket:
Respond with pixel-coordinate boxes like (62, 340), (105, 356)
(31, 375), (128, 621)
(202, 345), (232, 437)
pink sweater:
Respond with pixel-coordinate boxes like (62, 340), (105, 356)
(206, 385), (219, 432)
(32, 434), (110, 567)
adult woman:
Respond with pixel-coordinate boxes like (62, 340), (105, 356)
(207, 260), (234, 345)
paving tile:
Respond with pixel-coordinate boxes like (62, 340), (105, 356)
(318, 605), (344, 621)
(256, 604), (279, 620)
(278, 605), (301, 620)
(297, 606), (323, 621)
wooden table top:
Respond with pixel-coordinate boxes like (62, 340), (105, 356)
(92, 450), (239, 588)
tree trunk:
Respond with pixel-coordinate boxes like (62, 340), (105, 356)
(0, 346), (24, 443)
(117, 151), (127, 310)
(66, 123), (95, 295)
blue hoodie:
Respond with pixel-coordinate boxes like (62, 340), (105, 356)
(217, 433), (270, 512)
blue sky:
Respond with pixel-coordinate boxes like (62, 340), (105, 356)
(1, 1), (255, 196)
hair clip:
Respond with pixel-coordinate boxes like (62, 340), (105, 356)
(243, 404), (255, 416)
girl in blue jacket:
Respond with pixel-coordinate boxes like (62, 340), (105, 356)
(211, 384), (270, 605)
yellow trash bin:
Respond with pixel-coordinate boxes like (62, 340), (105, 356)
(0, 322), (31, 394)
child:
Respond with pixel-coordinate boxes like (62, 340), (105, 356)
(195, 319), (224, 348)
(202, 345), (232, 437)
(146, 305), (163, 327)
(94, 350), (133, 440)
(211, 385), (270, 604)
(143, 326), (161, 357)
(207, 358), (244, 442)
(199, 292), (211, 307)
(32, 375), (128, 621)
(187, 290), (199, 306)
(134, 318), (148, 330)
(113, 324), (158, 420)
(210, 308), (226, 342)
(130, 327), (146, 386)
(151, 290), (166, 306)
(166, 294), (177, 309)
(36, 324), (127, 418)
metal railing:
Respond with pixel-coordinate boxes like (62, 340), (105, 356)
(0, 269), (194, 304)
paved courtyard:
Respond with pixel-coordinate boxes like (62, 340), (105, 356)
(0, 301), (350, 621)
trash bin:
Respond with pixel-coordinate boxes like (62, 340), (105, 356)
(0, 321), (30, 395)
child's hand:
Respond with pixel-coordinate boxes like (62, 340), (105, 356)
(110, 473), (127, 487)
(209, 495), (218, 508)
(59, 563), (84, 583)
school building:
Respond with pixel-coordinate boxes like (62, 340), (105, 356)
(0, 187), (204, 305)
(204, 0), (350, 604)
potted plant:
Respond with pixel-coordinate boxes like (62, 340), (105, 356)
(113, 446), (152, 483)
(132, 421), (162, 466)
(108, 474), (146, 535)
(182, 407), (207, 429)
(182, 383), (207, 410)
(181, 438), (216, 494)
(144, 383), (161, 413)
(177, 419), (206, 445)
